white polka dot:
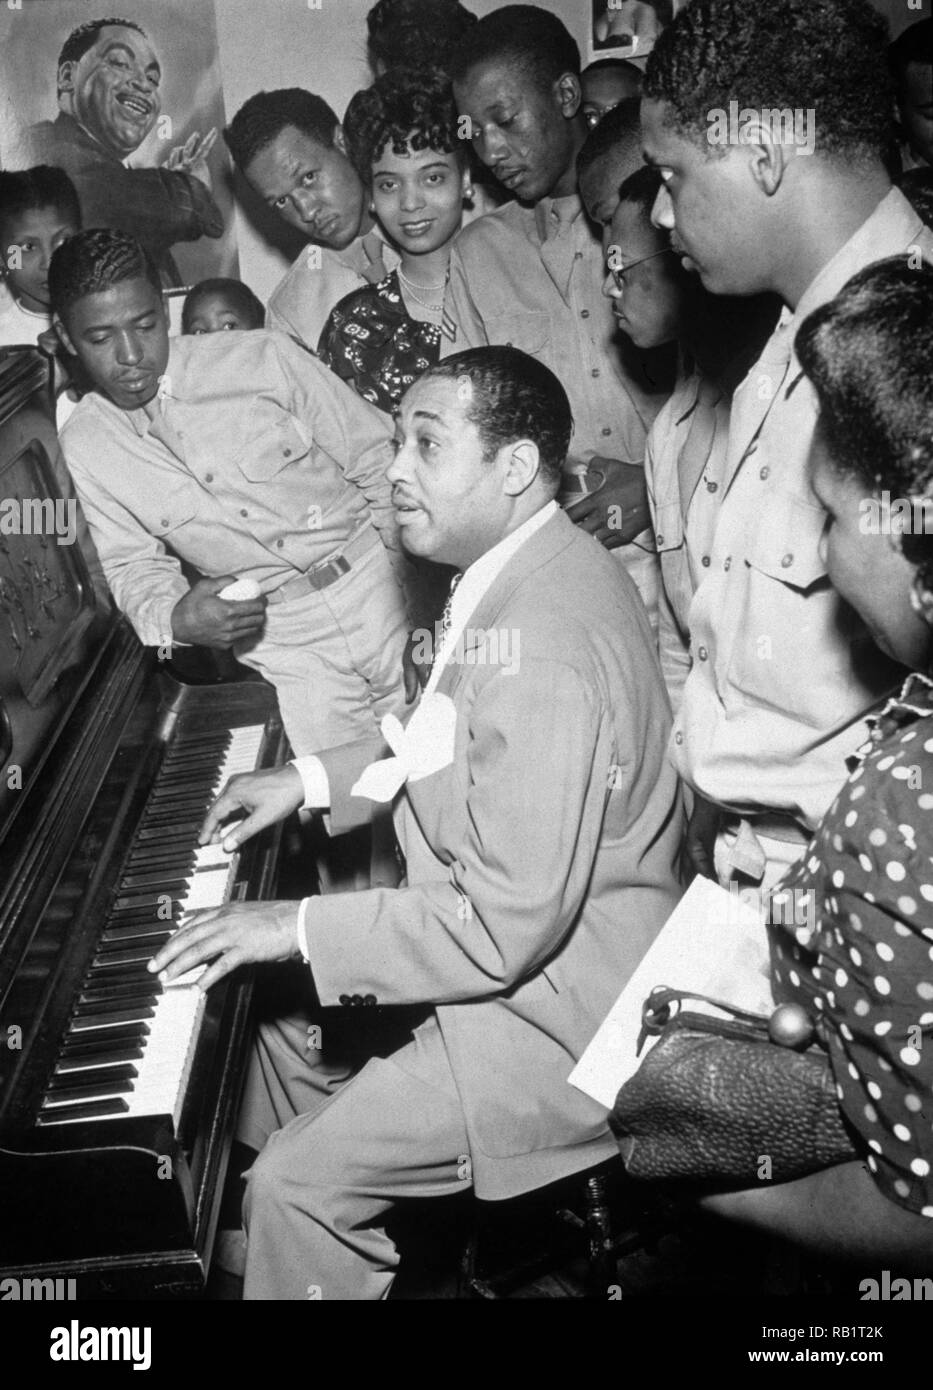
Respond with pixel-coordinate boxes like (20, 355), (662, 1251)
(854, 999), (870, 1016)
(877, 942), (895, 962)
(920, 1013), (933, 1025)
(893, 765), (913, 780)
(921, 1206), (933, 1217)
(868, 1155), (878, 1172)
(887, 862), (907, 882)
(878, 756), (896, 771)
(840, 1023), (854, 1041)
(911, 1158), (931, 1177)
(875, 1021), (892, 1036)
(921, 885), (933, 902)
(868, 1080), (883, 1099)
(905, 1094), (923, 1113)
(814, 996), (823, 1010)
(895, 921), (913, 936)
(919, 794), (933, 810)
(832, 870), (845, 888)
(924, 739), (933, 754)
(898, 897), (918, 917)
(865, 892), (876, 904)
(875, 975), (891, 995)
(879, 1057), (892, 1073)
(918, 982), (933, 1001)
(849, 913), (863, 932)
(901, 1047), (922, 1066)
(836, 1084), (845, 1101)
(859, 854), (873, 873)
(845, 811), (858, 828)
(851, 786), (867, 801)
(894, 1123), (912, 1142)
(832, 834), (843, 853)
(835, 968), (848, 988)
(864, 1104), (878, 1123)
(848, 1061), (859, 1080)
(789, 970), (800, 987)
(868, 1138), (883, 1153)
(869, 828), (887, 847)
(849, 947), (862, 966)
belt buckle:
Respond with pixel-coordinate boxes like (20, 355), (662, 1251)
(308, 552), (350, 590)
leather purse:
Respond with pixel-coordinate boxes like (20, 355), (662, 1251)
(610, 986), (859, 1186)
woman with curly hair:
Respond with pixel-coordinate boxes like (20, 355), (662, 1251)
(691, 257), (933, 1269)
(317, 69), (472, 415)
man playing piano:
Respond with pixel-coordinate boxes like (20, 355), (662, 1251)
(151, 346), (683, 1300)
(49, 228), (413, 760)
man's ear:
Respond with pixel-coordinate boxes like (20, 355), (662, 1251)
(58, 60), (77, 97)
(53, 314), (76, 356)
(502, 439), (541, 496)
(555, 72), (582, 121)
(743, 122), (788, 197)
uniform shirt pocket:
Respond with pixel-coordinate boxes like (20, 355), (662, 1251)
(484, 310), (552, 358)
(232, 410), (312, 483)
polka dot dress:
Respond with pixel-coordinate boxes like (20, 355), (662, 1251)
(769, 673), (933, 1219)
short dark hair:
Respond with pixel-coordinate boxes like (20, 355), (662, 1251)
(616, 165), (664, 220)
(449, 4), (580, 93)
(644, 0), (895, 162)
(57, 16), (146, 71)
(343, 69), (462, 181)
(366, 0), (476, 76)
(581, 57), (643, 86)
(422, 346), (573, 487)
(795, 257), (933, 590)
(889, 19), (932, 82)
(576, 97), (641, 179)
(181, 277), (265, 332)
(48, 228), (161, 323)
(224, 89), (340, 173)
(899, 168), (933, 228)
(0, 166), (81, 237)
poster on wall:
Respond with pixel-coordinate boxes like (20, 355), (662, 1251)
(588, 0), (685, 64)
(0, 0), (237, 290)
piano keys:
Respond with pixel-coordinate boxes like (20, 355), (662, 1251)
(0, 349), (287, 1296)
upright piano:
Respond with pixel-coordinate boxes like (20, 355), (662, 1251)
(0, 349), (286, 1297)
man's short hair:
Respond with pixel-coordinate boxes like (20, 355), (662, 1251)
(224, 89), (340, 173)
(616, 165), (664, 221)
(423, 346), (573, 488)
(576, 97), (642, 179)
(0, 166), (82, 236)
(366, 0), (476, 75)
(899, 168), (933, 228)
(644, 0), (895, 162)
(344, 69), (462, 181)
(581, 57), (643, 87)
(795, 257), (933, 589)
(48, 228), (161, 323)
(57, 16), (146, 71)
(888, 19), (932, 83)
(449, 4), (580, 93)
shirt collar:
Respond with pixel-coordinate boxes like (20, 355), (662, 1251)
(534, 192), (584, 242)
(425, 500), (558, 692)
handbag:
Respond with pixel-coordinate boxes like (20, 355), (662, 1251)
(610, 986), (859, 1186)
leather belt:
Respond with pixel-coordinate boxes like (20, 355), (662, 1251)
(266, 523), (377, 605)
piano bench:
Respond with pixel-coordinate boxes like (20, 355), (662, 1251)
(458, 1158), (670, 1299)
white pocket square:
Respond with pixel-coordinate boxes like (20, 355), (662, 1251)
(351, 693), (457, 803)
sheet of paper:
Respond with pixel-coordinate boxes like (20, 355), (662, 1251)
(568, 876), (775, 1110)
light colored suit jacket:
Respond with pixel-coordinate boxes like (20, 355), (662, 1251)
(312, 509), (683, 1198)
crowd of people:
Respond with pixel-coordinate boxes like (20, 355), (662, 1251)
(1, 0), (932, 1299)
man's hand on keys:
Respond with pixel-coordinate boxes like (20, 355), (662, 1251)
(200, 764), (306, 852)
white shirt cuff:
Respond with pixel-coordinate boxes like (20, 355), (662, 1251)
(295, 896), (312, 964)
(290, 755), (331, 810)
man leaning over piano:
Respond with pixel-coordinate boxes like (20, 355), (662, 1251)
(151, 346), (683, 1300)
(49, 228), (412, 759)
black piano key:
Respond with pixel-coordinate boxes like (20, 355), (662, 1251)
(48, 1063), (137, 1091)
(94, 937), (171, 962)
(79, 979), (162, 1003)
(69, 1008), (154, 1031)
(42, 1075), (135, 1106)
(74, 993), (156, 1016)
(37, 1098), (130, 1124)
(57, 1045), (144, 1070)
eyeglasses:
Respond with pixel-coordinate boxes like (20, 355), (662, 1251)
(607, 247), (675, 290)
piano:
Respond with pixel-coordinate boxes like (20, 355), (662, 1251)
(0, 349), (287, 1297)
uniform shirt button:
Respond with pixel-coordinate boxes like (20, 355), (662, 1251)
(283, 448), (293, 458)
(580, 309), (590, 318)
(724, 556), (732, 571)
(240, 509), (248, 517)
(601, 426), (612, 437)
(656, 534), (664, 547)
(706, 480), (718, 493)
(204, 472), (214, 483)
(781, 552), (794, 568)
(276, 538), (285, 548)
(338, 994), (350, 1006)
(674, 732), (684, 746)
(364, 994), (377, 1006)
(698, 646), (709, 661)
(759, 465), (770, 480)
(160, 518), (169, 528)
(574, 250), (583, 260)
(591, 368), (600, 377)
(701, 555), (711, 567)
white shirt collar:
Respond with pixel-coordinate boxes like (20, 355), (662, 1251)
(425, 500), (558, 693)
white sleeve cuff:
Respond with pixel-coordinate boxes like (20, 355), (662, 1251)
(295, 897), (312, 964)
(290, 756), (331, 811)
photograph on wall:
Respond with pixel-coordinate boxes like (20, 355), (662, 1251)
(0, 0), (237, 289)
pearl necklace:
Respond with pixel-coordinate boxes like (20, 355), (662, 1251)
(398, 266), (447, 314)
